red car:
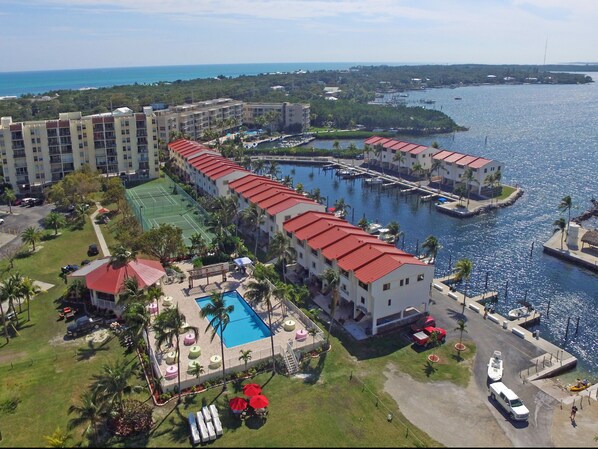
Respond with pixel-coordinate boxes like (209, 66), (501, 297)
(411, 315), (436, 333)
(412, 326), (447, 347)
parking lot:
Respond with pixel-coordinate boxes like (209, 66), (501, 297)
(0, 203), (55, 255)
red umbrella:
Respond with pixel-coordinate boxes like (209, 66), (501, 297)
(98, 207), (110, 214)
(328, 207), (336, 212)
(229, 397), (247, 412)
(242, 383), (262, 397)
(249, 394), (269, 409)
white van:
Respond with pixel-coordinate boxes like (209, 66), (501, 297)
(488, 382), (529, 421)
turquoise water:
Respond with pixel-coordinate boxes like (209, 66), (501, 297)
(196, 290), (271, 348)
(278, 75), (598, 375)
(0, 62), (365, 97)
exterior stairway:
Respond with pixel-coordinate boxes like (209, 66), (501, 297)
(282, 342), (300, 374)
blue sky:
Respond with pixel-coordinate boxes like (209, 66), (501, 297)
(1, 0), (596, 72)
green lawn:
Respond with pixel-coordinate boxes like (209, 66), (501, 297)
(497, 185), (516, 200)
(0, 205), (474, 448)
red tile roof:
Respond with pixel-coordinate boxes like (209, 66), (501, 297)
(84, 259), (166, 295)
(432, 150), (454, 160)
(444, 152), (467, 163)
(468, 157), (492, 169)
(283, 212), (342, 232)
(364, 136), (385, 145)
(408, 145), (430, 155)
(455, 155), (478, 166)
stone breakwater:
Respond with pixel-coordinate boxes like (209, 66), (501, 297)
(436, 188), (524, 218)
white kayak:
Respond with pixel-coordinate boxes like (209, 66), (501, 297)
(487, 350), (503, 382)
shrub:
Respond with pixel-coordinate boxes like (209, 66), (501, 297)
(109, 399), (153, 437)
(0, 395), (21, 415)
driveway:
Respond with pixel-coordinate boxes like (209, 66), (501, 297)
(383, 288), (559, 447)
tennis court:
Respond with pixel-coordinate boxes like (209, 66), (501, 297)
(125, 177), (213, 246)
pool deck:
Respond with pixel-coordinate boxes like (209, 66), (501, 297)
(150, 262), (324, 392)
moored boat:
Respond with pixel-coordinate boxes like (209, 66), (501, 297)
(508, 306), (531, 320)
(487, 350), (503, 382)
(568, 379), (591, 392)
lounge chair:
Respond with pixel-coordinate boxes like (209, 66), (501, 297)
(188, 413), (201, 445)
(206, 421), (217, 441)
(202, 406), (212, 423)
(196, 412), (209, 443)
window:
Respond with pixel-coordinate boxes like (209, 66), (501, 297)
(400, 279), (404, 287)
(312, 262), (316, 269)
(360, 297), (365, 304)
(340, 269), (348, 278)
(299, 252), (303, 259)
(405, 277), (410, 285)
(325, 258), (332, 266)
(383, 283), (391, 291)
(311, 249), (317, 256)
(417, 273), (425, 281)
(358, 280), (369, 291)
(388, 299), (392, 306)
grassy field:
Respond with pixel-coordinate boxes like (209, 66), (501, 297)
(0, 203), (475, 448)
(497, 185), (517, 200)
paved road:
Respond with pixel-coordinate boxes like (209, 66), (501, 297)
(429, 289), (558, 446)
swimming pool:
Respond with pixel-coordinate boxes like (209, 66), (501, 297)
(195, 290), (272, 347)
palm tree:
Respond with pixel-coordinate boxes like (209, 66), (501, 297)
(119, 277), (146, 305)
(309, 187), (323, 204)
(282, 175), (294, 189)
(146, 285), (163, 315)
(308, 327), (318, 347)
(553, 218), (567, 250)
(421, 235), (442, 264)
(44, 211), (67, 236)
(267, 161), (281, 180)
(154, 307), (199, 399)
(251, 158), (266, 176)
(430, 159), (443, 193)
(244, 278), (277, 372)
(374, 145), (384, 173)
(461, 167), (477, 207)
(357, 216), (369, 231)
(558, 195), (573, 232)
(483, 173), (496, 202)
(21, 226), (43, 252)
(454, 319), (468, 352)
(189, 362), (205, 381)
(239, 349), (253, 371)
(387, 221), (404, 246)
(267, 232), (296, 280)
(199, 291), (234, 390)
(333, 198), (350, 219)
(453, 258), (474, 315)
(109, 244), (137, 268)
(392, 150), (405, 178)
(19, 276), (41, 322)
(240, 203), (265, 256)
(43, 426), (72, 448)
(122, 301), (152, 358)
(319, 268), (340, 349)
(3, 271), (24, 315)
(411, 162), (423, 180)
(67, 389), (105, 442)
(454, 185), (467, 207)
(1, 188), (16, 214)
(91, 358), (140, 412)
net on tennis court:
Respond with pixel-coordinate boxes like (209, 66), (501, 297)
(130, 190), (173, 200)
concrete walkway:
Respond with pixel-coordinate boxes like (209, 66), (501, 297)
(91, 203), (110, 257)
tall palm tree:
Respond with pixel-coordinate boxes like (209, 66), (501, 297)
(319, 268), (340, 349)
(109, 244), (137, 268)
(333, 198), (350, 219)
(1, 188), (16, 214)
(199, 291), (234, 390)
(44, 212), (67, 236)
(267, 161), (281, 179)
(392, 150), (405, 178)
(454, 319), (467, 347)
(240, 203), (265, 256)
(19, 276), (41, 322)
(374, 145), (384, 173)
(430, 159), (443, 193)
(251, 158), (266, 176)
(421, 235), (442, 264)
(558, 195), (573, 231)
(553, 218), (567, 250)
(282, 175), (294, 189)
(411, 162), (423, 180)
(146, 285), (163, 315)
(244, 278), (277, 372)
(67, 389), (105, 443)
(357, 216), (369, 231)
(21, 226), (43, 252)
(91, 358), (140, 412)
(239, 349), (253, 371)
(453, 258), (474, 315)
(3, 271), (24, 315)
(309, 187), (323, 204)
(154, 307), (199, 399)
(273, 281), (294, 317)
(483, 172), (496, 202)
(119, 277), (146, 305)
(387, 221), (404, 247)
(267, 232), (296, 280)
(461, 167), (477, 207)
(123, 301), (152, 358)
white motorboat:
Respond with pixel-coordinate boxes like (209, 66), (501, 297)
(364, 176), (383, 185)
(367, 223), (383, 235)
(487, 350), (503, 382)
(508, 306), (531, 320)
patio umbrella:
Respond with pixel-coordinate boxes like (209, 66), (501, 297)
(249, 394), (269, 409)
(242, 383), (262, 397)
(229, 397), (248, 413)
(98, 207), (110, 214)
(327, 207), (336, 212)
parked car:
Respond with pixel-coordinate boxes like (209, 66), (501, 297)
(33, 198), (44, 205)
(0, 218), (4, 225)
(412, 326), (447, 347)
(66, 315), (104, 338)
(87, 244), (99, 256)
(60, 264), (79, 274)
(411, 315), (436, 333)
(488, 382), (529, 421)
(12, 199), (22, 206)
(20, 198), (34, 207)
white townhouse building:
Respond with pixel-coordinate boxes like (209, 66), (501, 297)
(283, 211), (434, 336)
(0, 107), (159, 194)
(363, 136), (437, 174)
(432, 150), (502, 194)
(167, 139), (217, 179)
(228, 174), (326, 245)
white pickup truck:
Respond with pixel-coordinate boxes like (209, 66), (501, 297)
(488, 382), (529, 421)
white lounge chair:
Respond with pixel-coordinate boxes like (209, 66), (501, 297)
(209, 404), (223, 436)
(196, 412), (209, 443)
(188, 413), (201, 445)
(206, 421), (217, 441)
(202, 405), (212, 422)
(209, 404), (219, 421)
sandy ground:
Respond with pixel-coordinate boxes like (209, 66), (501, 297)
(383, 365), (512, 447)
(384, 365), (598, 447)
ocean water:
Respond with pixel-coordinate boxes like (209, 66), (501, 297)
(0, 62), (366, 97)
(277, 76), (598, 375)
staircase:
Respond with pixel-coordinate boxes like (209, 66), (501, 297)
(282, 342), (299, 374)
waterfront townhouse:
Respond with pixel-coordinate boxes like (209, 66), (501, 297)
(363, 136), (437, 174)
(283, 211), (434, 336)
(229, 175), (325, 248)
(168, 139), (217, 181)
(0, 107), (159, 194)
(432, 150), (501, 195)
(243, 102), (310, 132)
(153, 98), (243, 147)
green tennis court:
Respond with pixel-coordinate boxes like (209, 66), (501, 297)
(125, 177), (213, 246)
